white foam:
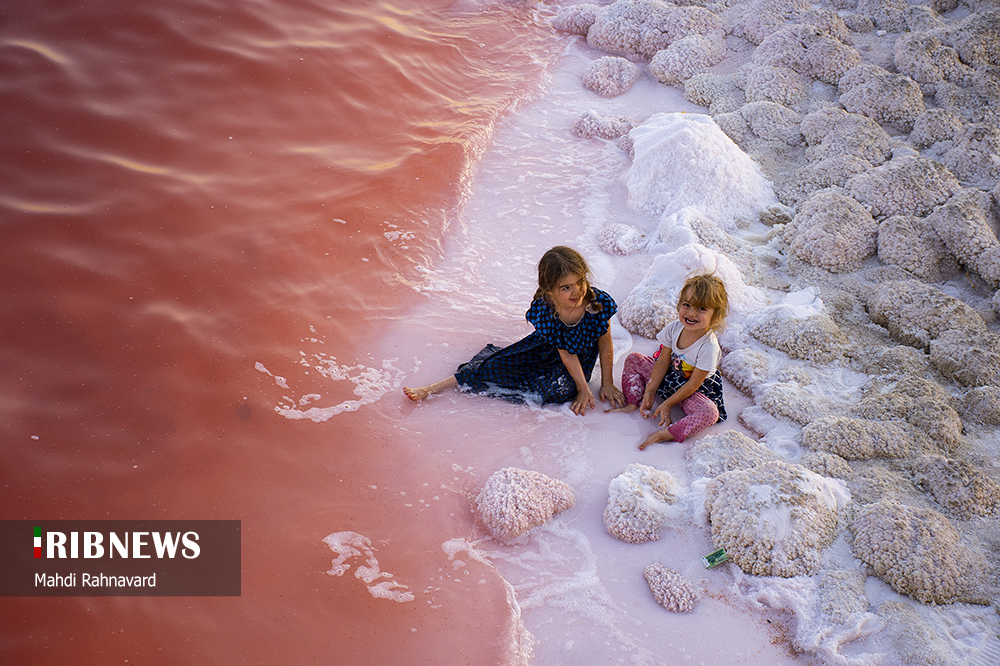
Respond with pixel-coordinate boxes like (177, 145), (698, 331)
(322, 531), (415, 603)
(256, 346), (405, 422)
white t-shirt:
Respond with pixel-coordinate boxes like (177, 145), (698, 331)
(655, 320), (721, 379)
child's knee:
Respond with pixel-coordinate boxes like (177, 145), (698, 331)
(623, 352), (645, 369)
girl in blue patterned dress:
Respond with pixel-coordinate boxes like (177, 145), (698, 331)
(403, 246), (626, 416)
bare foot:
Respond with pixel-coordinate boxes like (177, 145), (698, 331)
(403, 375), (458, 402)
(605, 404), (639, 414)
(639, 429), (675, 450)
(403, 386), (431, 402)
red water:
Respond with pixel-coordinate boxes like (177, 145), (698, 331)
(0, 1), (562, 662)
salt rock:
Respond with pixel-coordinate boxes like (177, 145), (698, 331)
(851, 499), (985, 604)
(603, 463), (678, 544)
(475, 467), (575, 541)
(911, 453), (1000, 519)
(583, 56), (642, 98)
(705, 461), (848, 577)
(644, 563), (700, 612)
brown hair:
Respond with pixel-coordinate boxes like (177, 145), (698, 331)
(533, 246), (599, 309)
(678, 273), (729, 331)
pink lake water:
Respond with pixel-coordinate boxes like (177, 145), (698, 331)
(1, 0), (563, 663)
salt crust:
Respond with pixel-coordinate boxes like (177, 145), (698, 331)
(572, 110), (635, 141)
(643, 563), (700, 612)
(850, 499), (987, 604)
(854, 375), (964, 454)
(911, 453), (1000, 519)
(475, 468), (575, 542)
(732, 569), (879, 661)
(963, 385), (1000, 425)
(929, 327), (1000, 387)
(752, 24), (861, 86)
(685, 430), (782, 479)
(802, 416), (913, 460)
(705, 461), (849, 577)
(744, 299), (849, 363)
(839, 63), (926, 133)
(550, 3), (599, 36)
(846, 155), (961, 218)
(625, 113), (777, 228)
(926, 187), (1000, 287)
(801, 104), (893, 168)
(647, 33), (726, 87)
(863, 279), (986, 349)
(876, 214), (952, 281)
(784, 188), (878, 273)
(586, 0), (724, 62)
(583, 56), (641, 98)
(603, 463), (678, 544)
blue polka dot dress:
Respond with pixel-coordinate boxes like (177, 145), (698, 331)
(454, 288), (617, 405)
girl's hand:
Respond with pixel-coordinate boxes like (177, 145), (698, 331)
(571, 387), (596, 416)
(639, 390), (656, 418)
(600, 383), (625, 409)
(653, 402), (673, 427)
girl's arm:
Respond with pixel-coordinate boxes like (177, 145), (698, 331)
(558, 349), (595, 416)
(596, 330), (625, 408)
(651, 367), (711, 426)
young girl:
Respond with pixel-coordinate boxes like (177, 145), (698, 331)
(611, 273), (728, 449)
(403, 246), (626, 416)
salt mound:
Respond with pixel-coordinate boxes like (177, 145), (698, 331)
(704, 461), (849, 577)
(851, 499), (987, 605)
(643, 563), (700, 613)
(475, 467), (576, 542)
(625, 112), (777, 229)
(603, 463), (678, 544)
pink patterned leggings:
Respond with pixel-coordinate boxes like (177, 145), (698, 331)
(621, 352), (720, 443)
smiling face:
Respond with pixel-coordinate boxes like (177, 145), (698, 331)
(676, 288), (716, 336)
(550, 273), (587, 310)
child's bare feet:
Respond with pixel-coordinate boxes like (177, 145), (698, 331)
(639, 429), (675, 450)
(403, 386), (431, 402)
(403, 376), (458, 402)
(605, 404), (639, 414)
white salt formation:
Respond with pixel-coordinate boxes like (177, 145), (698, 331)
(603, 463), (678, 543)
(850, 500), (988, 604)
(585, 0), (724, 62)
(704, 461), (849, 577)
(475, 467), (576, 542)
(542, 0), (1000, 660)
(911, 453), (1000, 519)
(583, 56), (641, 97)
(684, 430), (782, 478)
(572, 110), (635, 140)
(625, 113), (777, 228)
(802, 416), (914, 460)
(643, 563), (701, 613)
